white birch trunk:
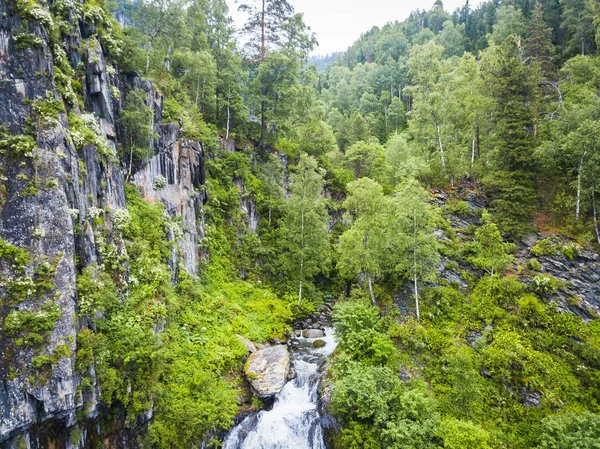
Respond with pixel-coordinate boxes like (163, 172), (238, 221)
(593, 187), (600, 246)
(368, 273), (375, 305)
(435, 120), (445, 170)
(576, 150), (587, 221)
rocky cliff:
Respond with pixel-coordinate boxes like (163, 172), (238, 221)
(0, 0), (207, 445)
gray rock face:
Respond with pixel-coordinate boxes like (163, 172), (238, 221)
(244, 346), (291, 399)
(132, 124), (207, 276)
(0, 0), (208, 444)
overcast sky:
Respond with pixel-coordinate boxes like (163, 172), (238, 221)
(226, 0), (484, 55)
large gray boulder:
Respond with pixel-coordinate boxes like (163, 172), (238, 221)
(302, 329), (325, 338)
(244, 345), (290, 399)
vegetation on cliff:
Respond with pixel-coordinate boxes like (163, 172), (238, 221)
(2, 0), (600, 447)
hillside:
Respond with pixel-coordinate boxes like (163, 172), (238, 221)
(0, 0), (600, 448)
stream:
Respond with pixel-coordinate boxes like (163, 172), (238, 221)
(222, 328), (337, 449)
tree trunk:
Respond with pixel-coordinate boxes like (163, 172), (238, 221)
(195, 74), (201, 107)
(260, 98), (266, 148)
(261, 0), (266, 61)
(471, 134), (475, 169)
(413, 211), (420, 322)
(127, 137), (134, 182)
(434, 118), (446, 170)
(298, 208), (305, 303)
(226, 88), (231, 139)
(367, 273), (375, 305)
(576, 150), (587, 221)
(145, 40), (152, 74)
(593, 187), (600, 246)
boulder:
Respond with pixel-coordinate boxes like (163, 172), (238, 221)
(313, 339), (326, 348)
(302, 329), (325, 338)
(244, 345), (290, 399)
(237, 335), (258, 353)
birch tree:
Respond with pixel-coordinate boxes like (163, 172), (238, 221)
(395, 179), (439, 321)
(279, 154), (330, 303)
(338, 178), (404, 304)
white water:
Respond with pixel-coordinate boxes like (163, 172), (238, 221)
(223, 329), (337, 449)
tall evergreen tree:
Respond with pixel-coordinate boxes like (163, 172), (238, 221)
(481, 36), (538, 236)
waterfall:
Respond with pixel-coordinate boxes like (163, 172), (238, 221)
(223, 329), (337, 449)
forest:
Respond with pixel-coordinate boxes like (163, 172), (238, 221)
(2, 0), (600, 447)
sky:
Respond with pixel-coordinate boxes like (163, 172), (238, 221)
(226, 0), (484, 55)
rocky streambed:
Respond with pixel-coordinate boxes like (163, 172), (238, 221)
(225, 324), (336, 449)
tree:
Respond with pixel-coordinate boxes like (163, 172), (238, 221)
(385, 134), (427, 187)
(394, 179), (439, 321)
(344, 111), (371, 148)
(239, 0), (315, 146)
(437, 20), (465, 57)
(406, 42), (451, 177)
(387, 97), (407, 134)
(488, 5), (526, 45)
(467, 211), (515, 276)
(278, 154), (330, 302)
(481, 36), (537, 235)
(238, 0), (294, 61)
(538, 413), (600, 449)
(118, 89), (156, 180)
(525, 2), (554, 70)
(338, 178), (404, 303)
(343, 140), (386, 179)
(250, 51), (301, 146)
(560, 0), (596, 57)
(132, 0), (188, 73)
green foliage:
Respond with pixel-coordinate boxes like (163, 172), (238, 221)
(333, 298), (396, 366)
(118, 89), (155, 175)
(0, 130), (37, 159)
(481, 37), (537, 236)
(530, 274), (565, 294)
(439, 418), (490, 449)
(537, 413), (600, 448)
(4, 302), (61, 348)
(68, 112), (113, 158)
(0, 238), (30, 271)
(277, 154), (331, 302)
(467, 211), (516, 276)
(531, 237), (581, 260)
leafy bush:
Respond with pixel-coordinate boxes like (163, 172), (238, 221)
(537, 413), (600, 449)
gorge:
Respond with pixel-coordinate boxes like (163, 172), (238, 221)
(2, 0), (600, 447)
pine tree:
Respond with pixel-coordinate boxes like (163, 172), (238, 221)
(481, 35), (538, 236)
(525, 2), (554, 74)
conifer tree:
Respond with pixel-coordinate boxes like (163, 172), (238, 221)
(481, 36), (538, 236)
(525, 2), (554, 74)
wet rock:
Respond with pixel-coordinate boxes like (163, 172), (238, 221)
(313, 339), (326, 348)
(244, 345), (290, 399)
(302, 329), (325, 338)
(237, 335), (258, 353)
(521, 389), (543, 407)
